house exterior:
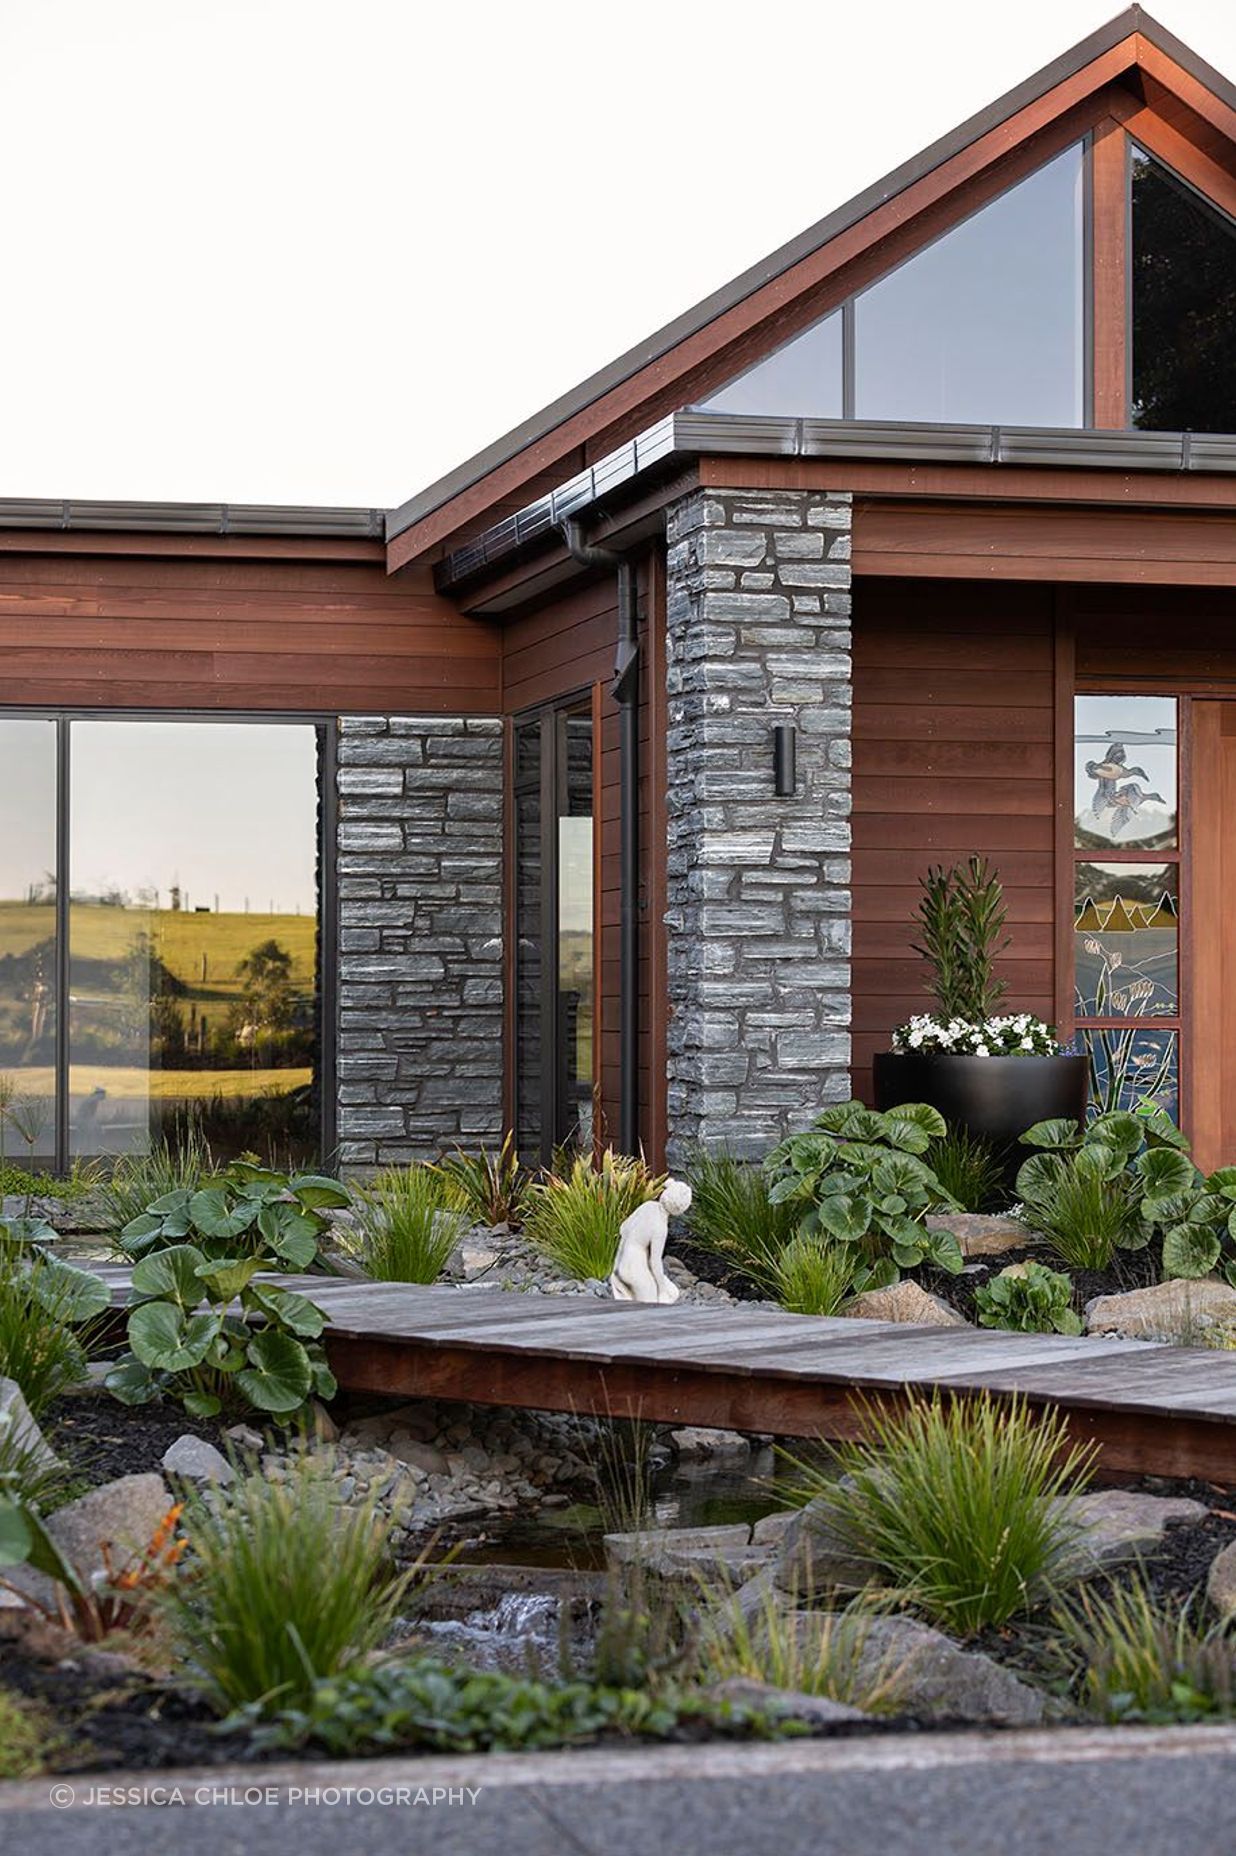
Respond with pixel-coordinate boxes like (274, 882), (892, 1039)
(5, 6), (1236, 1176)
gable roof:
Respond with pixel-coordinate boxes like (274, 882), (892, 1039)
(386, 7), (1236, 570)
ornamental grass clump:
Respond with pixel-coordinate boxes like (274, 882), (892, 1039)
(794, 1390), (1095, 1636)
(927, 1125), (1006, 1212)
(775, 1234), (861, 1316)
(349, 1166), (468, 1284)
(684, 1152), (798, 1292)
(522, 1148), (664, 1282)
(695, 1587), (911, 1716)
(164, 1453), (417, 1716)
(1058, 1582), (1236, 1724)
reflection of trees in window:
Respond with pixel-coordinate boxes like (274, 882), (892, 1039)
(1131, 151), (1236, 433)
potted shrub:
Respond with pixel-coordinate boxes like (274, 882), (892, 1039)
(872, 857), (1087, 1165)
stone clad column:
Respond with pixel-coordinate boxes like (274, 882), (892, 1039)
(335, 715), (504, 1169)
(664, 487), (852, 1164)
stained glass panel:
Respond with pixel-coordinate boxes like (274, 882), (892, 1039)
(1074, 863), (1177, 1019)
(1083, 1025), (1177, 1122)
(1074, 694), (1177, 850)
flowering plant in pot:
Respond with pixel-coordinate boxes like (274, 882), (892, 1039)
(872, 857), (1087, 1167)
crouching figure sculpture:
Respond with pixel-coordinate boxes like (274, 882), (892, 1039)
(609, 1178), (693, 1304)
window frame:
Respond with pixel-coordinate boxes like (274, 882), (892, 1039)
(0, 706), (336, 1172)
(510, 688), (599, 1170)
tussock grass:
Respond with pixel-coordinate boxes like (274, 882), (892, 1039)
(1058, 1582), (1236, 1723)
(349, 1166), (468, 1284)
(522, 1149), (663, 1283)
(164, 1453), (418, 1715)
(684, 1153), (797, 1292)
(775, 1235), (858, 1316)
(790, 1391), (1095, 1636)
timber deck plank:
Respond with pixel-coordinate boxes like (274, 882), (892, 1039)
(87, 1267), (1236, 1477)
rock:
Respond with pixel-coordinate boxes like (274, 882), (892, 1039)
(773, 1494), (872, 1595)
(1207, 1540), (1236, 1617)
(0, 1376), (62, 1472)
(383, 1436), (448, 1476)
(670, 1426), (751, 1463)
(795, 1614), (1045, 1726)
(309, 1401), (340, 1444)
(458, 1242), (499, 1281)
(604, 1523), (751, 1571)
(751, 1510), (796, 1547)
(224, 1423), (264, 1452)
(49, 1475), (175, 1574)
(845, 1281), (969, 1327)
(161, 1435), (235, 1485)
(1085, 1278), (1236, 1341)
(927, 1212), (1034, 1259)
(708, 1675), (867, 1725)
(1057, 1489), (1208, 1574)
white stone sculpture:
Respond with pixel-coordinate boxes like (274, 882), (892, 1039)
(609, 1178), (693, 1304)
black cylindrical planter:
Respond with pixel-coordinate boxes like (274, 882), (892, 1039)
(872, 1052), (1088, 1182)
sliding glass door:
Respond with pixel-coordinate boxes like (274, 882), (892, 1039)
(0, 714), (329, 1170)
(514, 698), (595, 1167)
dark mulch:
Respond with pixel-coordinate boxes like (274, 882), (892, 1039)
(0, 1620), (256, 1774)
(671, 1234), (768, 1302)
(45, 1399), (244, 1492)
(922, 1242), (1160, 1324)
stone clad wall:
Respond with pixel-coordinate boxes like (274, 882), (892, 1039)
(335, 715), (504, 1169)
(664, 487), (852, 1163)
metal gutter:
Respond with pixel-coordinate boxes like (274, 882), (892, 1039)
(0, 498), (384, 538)
(435, 411), (1236, 591)
(385, 6), (1223, 546)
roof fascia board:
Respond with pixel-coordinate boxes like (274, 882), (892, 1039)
(387, 11), (1161, 562)
(434, 412), (1236, 591)
(0, 498), (383, 540)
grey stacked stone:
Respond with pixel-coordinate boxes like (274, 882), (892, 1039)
(664, 487), (852, 1163)
(336, 716), (503, 1168)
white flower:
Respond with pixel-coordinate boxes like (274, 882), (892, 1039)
(1020, 1037), (1034, 1050)
(975, 1044), (990, 1056)
(908, 1030), (923, 1048)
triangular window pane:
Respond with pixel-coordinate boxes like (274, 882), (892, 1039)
(1131, 146), (1236, 433)
(854, 142), (1084, 425)
(695, 310), (842, 417)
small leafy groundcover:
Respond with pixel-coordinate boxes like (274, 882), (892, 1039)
(974, 1261), (1082, 1336)
(765, 1101), (963, 1287)
(235, 1657), (801, 1757)
(107, 1162), (350, 1420)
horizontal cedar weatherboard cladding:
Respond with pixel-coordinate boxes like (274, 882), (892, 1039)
(850, 577), (1057, 1103)
(0, 543), (499, 711)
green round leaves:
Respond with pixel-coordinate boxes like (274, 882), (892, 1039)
(236, 1329), (314, 1413)
(129, 1301), (220, 1373)
(130, 1243), (209, 1308)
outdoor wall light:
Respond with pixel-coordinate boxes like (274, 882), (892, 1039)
(773, 723), (796, 797)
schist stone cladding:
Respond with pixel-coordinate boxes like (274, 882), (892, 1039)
(663, 487), (853, 1163)
(335, 715), (504, 1168)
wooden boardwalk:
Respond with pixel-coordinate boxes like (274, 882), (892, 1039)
(91, 1267), (1236, 1481)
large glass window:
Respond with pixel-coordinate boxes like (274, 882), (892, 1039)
(695, 144), (1085, 426)
(1073, 696), (1180, 1119)
(854, 143), (1085, 425)
(1131, 146), (1236, 434)
(696, 312), (843, 418)
(0, 715), (326, 1170)
(0, 720), (58, 1164)
(514, 700), (595, 1167)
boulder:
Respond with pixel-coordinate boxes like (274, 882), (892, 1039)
(751, 1509), (797, 1547)
(161, 1434), (235, 1485)
(927, 1213), (1035, 1259)
(670, 1426), (751, 1463)
(779, 1612), (1044, 1726)
(846, 1280), (969, 1327)
(1207, 1539), (1236, 1618)
(385, 1435), (449, 1477)
(773, 1494), (872, 1595)
(708, 1674), (867, 1726)
(604, 1522), (752, 1573)
(48, 1474), (175, 1576)
(0, 1376), (62, 1472)
(1085, 1278), (1236, 1341)
(1055, 1489), (1208, 1574)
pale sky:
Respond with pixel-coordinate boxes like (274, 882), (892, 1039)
(1, 0), (1234, 511)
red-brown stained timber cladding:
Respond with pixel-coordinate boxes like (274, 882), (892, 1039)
(0, 540), (500, 712)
